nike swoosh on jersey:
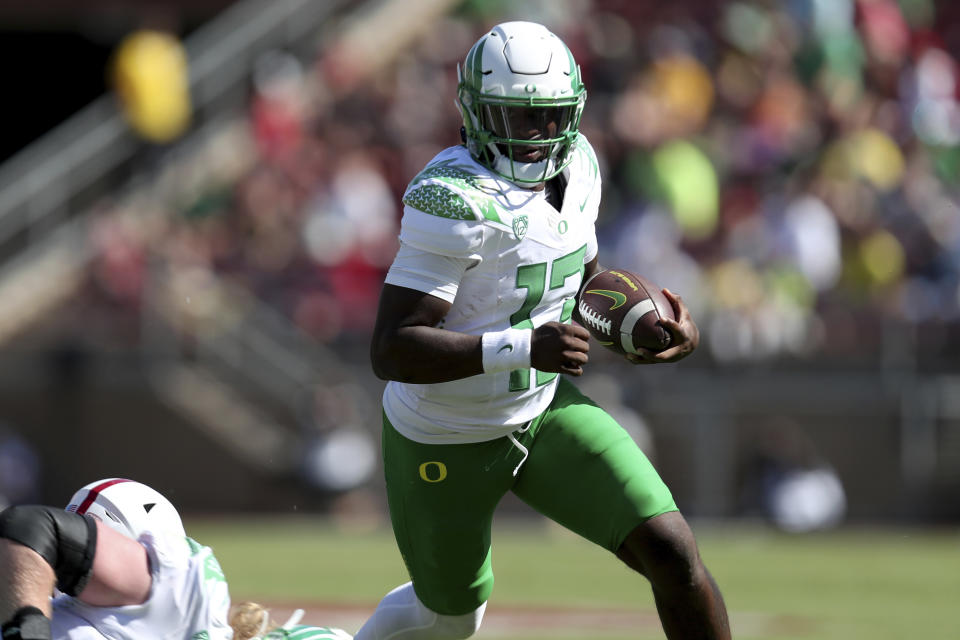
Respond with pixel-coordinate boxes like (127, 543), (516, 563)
(579, 193), (590, 211)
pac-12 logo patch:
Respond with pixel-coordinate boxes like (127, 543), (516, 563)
(513, 215), (528, 240)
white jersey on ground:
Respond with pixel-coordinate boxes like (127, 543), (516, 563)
(383, 136), (601, 444)
(50, 533), (232, 640)
(264, 625), (353, 640)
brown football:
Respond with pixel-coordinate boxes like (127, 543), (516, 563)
(577, 268), (675, 355)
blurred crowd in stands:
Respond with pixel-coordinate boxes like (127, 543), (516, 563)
(89, 0), (960, 367)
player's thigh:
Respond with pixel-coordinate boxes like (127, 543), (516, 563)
(512, 378), (677, 553)
(381, 414), (516, 615)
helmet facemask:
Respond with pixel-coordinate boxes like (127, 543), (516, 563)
(457, 22), (587, 185)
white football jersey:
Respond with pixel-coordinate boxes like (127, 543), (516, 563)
(50, 534), (232, 640)
(383, 136), (601, 443)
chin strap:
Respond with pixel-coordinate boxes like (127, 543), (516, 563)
(491, 147), (557, 184)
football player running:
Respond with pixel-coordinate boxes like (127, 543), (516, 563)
(359, 21), (730, 640)
(0, 478), (233, 640)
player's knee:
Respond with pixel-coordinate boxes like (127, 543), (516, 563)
(619, 512), (703, 592)
(0, 505), (98, 596)
(433, 603), (486, 640)
(357, 582), (486, 640)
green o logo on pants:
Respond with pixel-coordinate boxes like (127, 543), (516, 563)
(419, 461), (448, 483)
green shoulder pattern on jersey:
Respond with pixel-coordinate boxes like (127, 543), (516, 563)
(404, 158), (504, 224)
(184, 537), (226, 584)
(186, 536), (202, 554)
(203, 552), (226, 583)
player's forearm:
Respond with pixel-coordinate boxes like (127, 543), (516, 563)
(370, 326), (484, 383)
(0, 539), (55, 620)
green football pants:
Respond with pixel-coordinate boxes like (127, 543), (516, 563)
(381, 376), (678, 615)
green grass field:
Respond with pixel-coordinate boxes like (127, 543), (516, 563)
(187, 516), (958, 640)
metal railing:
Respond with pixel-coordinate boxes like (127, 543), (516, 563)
(0, 0), (352, 265)
(0, 0), (370, 476)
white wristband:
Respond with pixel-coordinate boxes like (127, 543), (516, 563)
(481, 328), (532, 373)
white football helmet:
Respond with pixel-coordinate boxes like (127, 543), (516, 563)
(65, 478), (186, 539)
(458, 21), (586, 184)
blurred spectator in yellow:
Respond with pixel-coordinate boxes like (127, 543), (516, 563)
(650, 140), (720, 241)
(112, 28), (191, 144)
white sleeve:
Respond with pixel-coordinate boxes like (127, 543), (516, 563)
(385, 243), (476, 302)
(397, 204), (486, 259)
(51, 535), (231, 640)
(50, 605), (108, 639)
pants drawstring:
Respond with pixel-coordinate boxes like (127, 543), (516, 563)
(507, 422), (532, 477)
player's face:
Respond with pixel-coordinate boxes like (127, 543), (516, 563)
(482, 105), (573, 162)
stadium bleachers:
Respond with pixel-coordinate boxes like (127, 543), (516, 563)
(1, 0), (959, 521)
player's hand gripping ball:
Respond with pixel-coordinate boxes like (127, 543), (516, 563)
(577, 269), (676, 356)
